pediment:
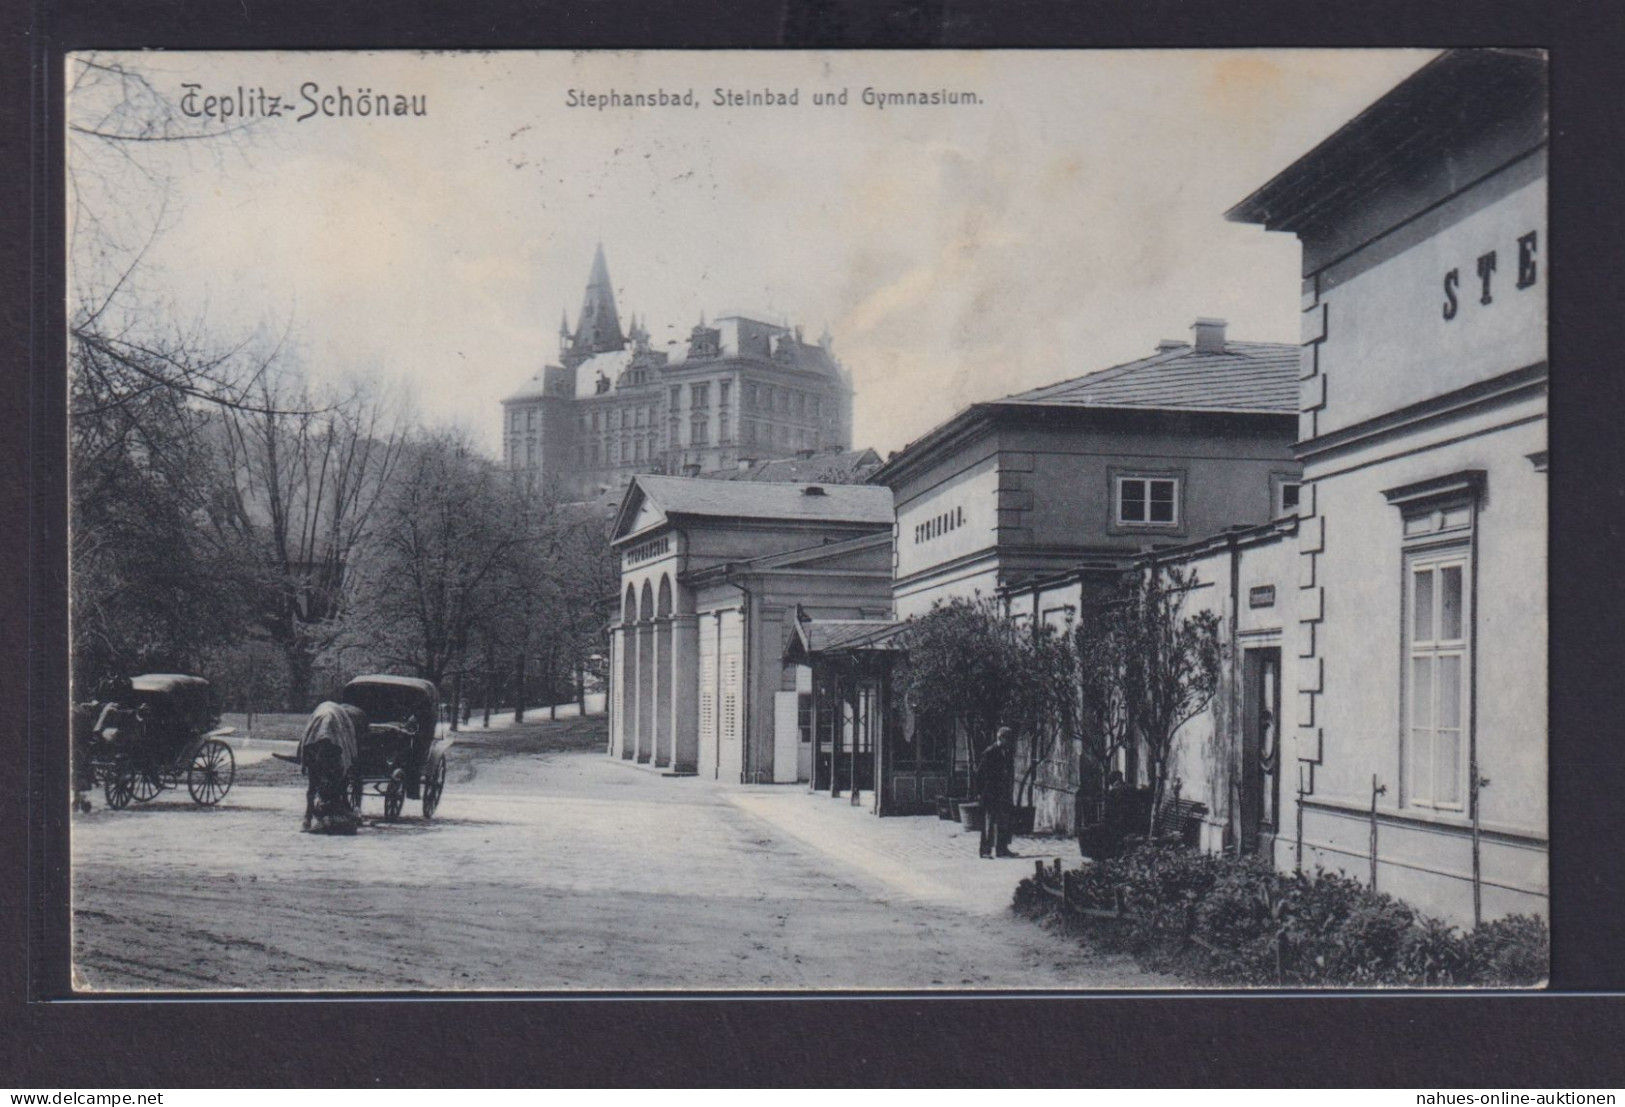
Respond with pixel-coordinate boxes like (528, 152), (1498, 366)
(611, 478), (671, 543)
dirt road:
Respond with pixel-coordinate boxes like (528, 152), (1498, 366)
(71, 720), (1168, 992)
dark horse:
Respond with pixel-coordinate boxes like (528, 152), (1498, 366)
(299, 701), (367, 834)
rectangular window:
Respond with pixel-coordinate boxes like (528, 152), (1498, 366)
(526, 409), (535, 430)
(691, 383), (710, 409)
(1116, 476), (1179, 526)
(1405, 552), (1470, 810)
(1279, 481), (1302, 516)
(691, 414), (710, 445)
(720, 381), (732, 407)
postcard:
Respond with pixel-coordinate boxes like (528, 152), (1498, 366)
(66, 48), (1547, 992)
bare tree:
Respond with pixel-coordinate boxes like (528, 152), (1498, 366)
(67, 54), (321, 690)
(335, 431), (531, 690)
(211, 369), (407, 706)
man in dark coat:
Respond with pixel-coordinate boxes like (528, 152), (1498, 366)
(976, 726), (1016, 858)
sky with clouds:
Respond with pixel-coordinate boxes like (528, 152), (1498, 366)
(68, 49), (1436, 458)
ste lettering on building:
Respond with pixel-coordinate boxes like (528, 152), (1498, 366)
(1228, 48), (1547, 925)
(501, 247), (855, 503)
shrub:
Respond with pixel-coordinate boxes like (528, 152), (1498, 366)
(1014, 845), (1549, 988)
(1466, 914), (1551, 986)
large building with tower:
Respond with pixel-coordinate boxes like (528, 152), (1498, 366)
(501, 247), (855, 502)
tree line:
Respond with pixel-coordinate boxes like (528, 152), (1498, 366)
(67, 54), (617, 717)
(72, 344), (618, 716)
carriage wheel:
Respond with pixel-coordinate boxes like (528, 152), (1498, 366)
(130, 769), (164, 804)
(383, 779), (405, 821)
(187, 739), (235, 806)
(104, 766), (136, 810)
(421, 756), (446, 819)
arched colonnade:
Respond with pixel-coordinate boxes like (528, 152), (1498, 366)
(611, 572), (698, 772)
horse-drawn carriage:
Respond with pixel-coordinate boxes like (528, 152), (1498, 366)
(80, 674), (236, 810)
(284, 675), (452, 826)
(340, 675), (451, 820)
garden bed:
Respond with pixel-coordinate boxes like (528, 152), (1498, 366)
(1014, 846), (1547, 988)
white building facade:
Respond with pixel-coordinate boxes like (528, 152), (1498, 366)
(1230, 49), (1547, 924)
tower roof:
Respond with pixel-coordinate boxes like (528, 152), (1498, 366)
(567, 244), (626, 363)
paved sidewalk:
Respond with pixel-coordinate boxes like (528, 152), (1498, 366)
(729, 787), (1073, 916)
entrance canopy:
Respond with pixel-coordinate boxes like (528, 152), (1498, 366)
(783, 616), (906, 665)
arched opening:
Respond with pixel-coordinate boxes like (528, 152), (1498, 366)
(618, 583), (637, 758)
(637, 580), (656, 762)
(655, 574), (674, 766)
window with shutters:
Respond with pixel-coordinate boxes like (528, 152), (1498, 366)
(1404, 550), (1470, 810)
(699, 653), (716, 746)
(1387, 472), (1481, 813)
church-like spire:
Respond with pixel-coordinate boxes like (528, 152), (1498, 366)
(564, 243), (626, 368)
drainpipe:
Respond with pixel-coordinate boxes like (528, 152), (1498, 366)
(1468, 499), (1485, 927)
(713, 612), (724, 781)
(726, 567), (753, 784)
(1228, 531), (1241, 857)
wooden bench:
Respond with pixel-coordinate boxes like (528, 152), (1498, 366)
(1152, 798), (1209, 849)
(1122, 798), (1209, 852)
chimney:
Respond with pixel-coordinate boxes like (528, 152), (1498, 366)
(1191, 317), (1228, 354)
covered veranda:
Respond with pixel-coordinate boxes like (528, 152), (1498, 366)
(785, 616), (961, 817)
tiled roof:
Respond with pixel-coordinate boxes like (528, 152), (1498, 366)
(1001, 340), (1300, 414)
(632, 474), (894, 526)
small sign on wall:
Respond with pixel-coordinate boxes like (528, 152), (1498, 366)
(1249, 585), (1276, 609)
